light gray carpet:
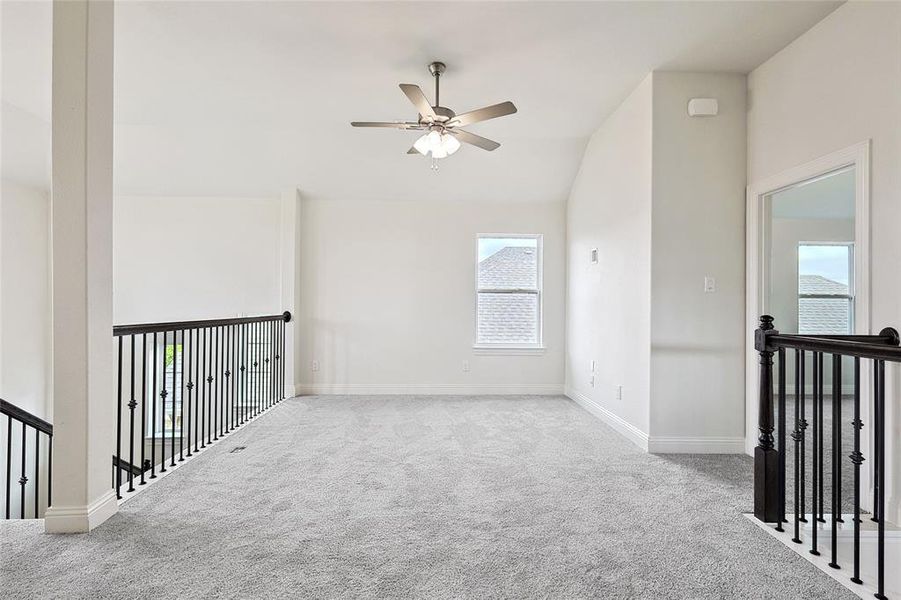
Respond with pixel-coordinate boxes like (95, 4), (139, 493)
(1, 395), (853, 599)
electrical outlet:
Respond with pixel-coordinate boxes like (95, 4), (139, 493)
(589, 375), (595, 387)
(311, 360), (320, 372)
(616, 385), (623, 401)
(462, 360), (470, 372)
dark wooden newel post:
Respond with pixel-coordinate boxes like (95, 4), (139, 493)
(754, 315), (781, 522)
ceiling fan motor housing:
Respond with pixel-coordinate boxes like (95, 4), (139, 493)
(424, 106), (455, 125)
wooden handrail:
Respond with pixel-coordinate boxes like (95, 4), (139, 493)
(113, 311), (292, 337)
(0, 399), (53, 436)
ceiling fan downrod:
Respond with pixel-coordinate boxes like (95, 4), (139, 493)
(428, 61), (445, 109)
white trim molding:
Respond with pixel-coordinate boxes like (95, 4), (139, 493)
(565, 387), (649, 451)
(44, 489), (118, 534)
(299, 383), (564, 396)
(647, 436), (746, 454)
(745, 140), (871, 457)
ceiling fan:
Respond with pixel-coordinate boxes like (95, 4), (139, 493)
(351, 61), (517, 169)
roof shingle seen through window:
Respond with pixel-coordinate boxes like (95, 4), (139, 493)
(798, 274), (851, 335)
(477, 245), (539, 344)
(478, 246), (537, 289)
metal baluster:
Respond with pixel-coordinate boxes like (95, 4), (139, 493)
(872, 360), (880, 524)
(230, 325), (238, 429)
(160, 331), (168, 473)
(33, 429), (39, 517)
(140, 334), (147, 485)
(203, 327), (210, 447)
(47, 434), (51, 508)
(153, 333), (161, 475)
(799, 351), (807, 523)
(19, 422), (26, 518)
(5, 417), (10, 518)
(279, 319), (284, 401)
(829, 353), (841, 569)
(201, 327), (207, 449)
(256, 322), (261, 415)
(170, 332), (177, 468)
(810, 352), (819, 555)
(221, 325), (227, 434)
(266, 321), (275, 408)
(116, 336), (123, 499)
(179, 329), (185, 461)
(276, 319), (282, 401)
(850, 357), (863, 585)
(792, 349), (802, 544)
(776, 347), (786, 532)
(874, 360), (886, 600)
(251, 322), (257, 417)
(234, 326), (239, 424)
(817, 352), (825, 523)
(226, 325), (232, 432)
(186, 329), (193, 458)
(128, 335), (137, 492)
(194, 327), (200, 453)
(214, 326), (220, 441)
(269, 321), (278, 406)
(240, 323), (246, 423)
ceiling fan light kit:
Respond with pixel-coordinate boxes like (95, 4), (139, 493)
(351, 61), (517, 170)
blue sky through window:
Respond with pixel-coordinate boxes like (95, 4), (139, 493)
(798, 244), (850, 285)
(478, 237), (537, 261)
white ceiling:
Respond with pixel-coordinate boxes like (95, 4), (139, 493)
(4, 1), (842, 203)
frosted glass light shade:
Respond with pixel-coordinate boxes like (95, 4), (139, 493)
(413, 133), (431, 155)
(413, 130), (460, 158)
(443, 133), (461, 155)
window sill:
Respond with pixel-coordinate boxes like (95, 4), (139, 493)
(472, 346), (546, 356)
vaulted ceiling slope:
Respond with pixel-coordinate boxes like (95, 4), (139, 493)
(4, 1), (842, 203)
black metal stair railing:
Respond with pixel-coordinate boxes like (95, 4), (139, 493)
(112, 312), (291, 499)
(1, 399), (53, 519)
(754, 315), (900, 600)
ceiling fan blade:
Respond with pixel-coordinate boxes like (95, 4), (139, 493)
(406, 146), (420, 155)
(399, 84), (436, 120)
(451, 129), (501, 151)
(351, 121), (421, 129)
(448, 101), (517, 127)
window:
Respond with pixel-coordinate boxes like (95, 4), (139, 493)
(797, 243), (853, 334)
(475, 235), (542, 348)
(147, 343), (184, 437)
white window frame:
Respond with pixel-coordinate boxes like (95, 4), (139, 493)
(473, 233), (544, 351)
(797, 241), (855, 334)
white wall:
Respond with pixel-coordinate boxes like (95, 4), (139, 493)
(0, 180), (52, 418)
(113, 196), (283, 324)
(565, 75), (653, 441)
(298, 198), (565, 394)
(648, 72), (747, 450)
(747, 0), (901, 523)
(0, 179), (52, 518)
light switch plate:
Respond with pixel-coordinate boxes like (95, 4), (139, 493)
(704, 276), (716, 293)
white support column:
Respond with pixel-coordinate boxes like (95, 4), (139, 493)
(279, 188), (301, 398)
(44, 0), (117, 533)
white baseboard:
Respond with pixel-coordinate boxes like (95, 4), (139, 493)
(298, 383), (564, 396)
(565, 387), (649, 451)
(647, 435), (746, 454)
(44, 489), (118, 534)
